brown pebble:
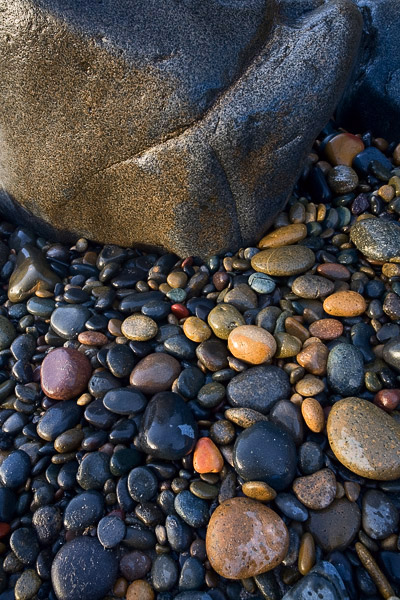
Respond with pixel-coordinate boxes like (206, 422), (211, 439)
(316, 263), (351, 281)
(374, 389), (400, 412)
(183, 316), (212, 343)
(274, 333), (302, 359)
(77, 331), (108, 346)
(41, 347), (92, 401)
(251, 246), (315, 277)
(130, 353), (181, 394)
(258, 224), (307, 249)
(224, 407), (268, 428)
(292, 274), (334, 299)
(301, 397), (325, 432)
(295, 375), (325, 397)
(285, 317), (310, 343)
(227, 325), (276, 365)
(293, 469), (336, 510)
(344, 481), (360, 502)
(324, 132), (365, 166)
(296, 342), (328, 376)
(378, 185), (395, 203)
(298, 533), (315, 576)
(308, 318), (343, 340)
(108, 318), (122, 336)
(323, 291), (366, 317)
(166, 271), (188, 289)
(335, 482), (345, 499)
(242, 481), (277, 502)
(355, 542), (394, 599)
(54, 428), (84, 453)
(126, 580), (155, 600)
(113, 577), (128, 598)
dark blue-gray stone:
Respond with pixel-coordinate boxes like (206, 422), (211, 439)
(103, 387), (147, 416)
(327, 343), (364, 396)
(350, 219), (400, 262)
(51, 537), (118, 600)
(174, 491), (209, 528)
(64, 491), (104, 531)
(165, 514), (193, 553)
(0, 450), (31, 489)
(97, 515), (126, 548)
(37, 400), (83, 441)
(362, 490), (399, 540)
(151, 554), (179, 592)
(50, 305), (91, 339)
(179, 557), (205, 591)
(227, 365), (291, 414)
(10, 527), (40, 565)
(127, 466), (158, 503)
(76, 452), (111, 490)
(0, 488), (16, 521)
(282, 561), (349, 600)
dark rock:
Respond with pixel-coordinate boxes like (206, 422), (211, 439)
(0, 0), (362, 257)
(51, 537), (118, 600)
(76, 451), (111, 490)
(174, 491), (209, 528)
(0, 450), (31, 489)
(32, 506), (62, 544)
(380, 551), (400, 584)
(281, 561), (349, 600)
(152, 554), (179, 592)
(350, 219), (400, 262)
(36, 400), (83, 441)
(10, 527), (39, 565)
(97, 515), (126, 548)
(50, 305), (91, 339)
(327, 343), (364, 396)
(227, 365), (291, 414)
(179, 557), (205, 591)
(119, 550), (151, 580)
(165, 514), (193, 552)
(64, 491), (104, 531)
(362, 489), (399, 540)
(274, 493), (308, 522)
(128, 466), (158, 502)
(84, 398), (118, 429)
(103, 387), (147, 415)
(307, 498), (361, 552)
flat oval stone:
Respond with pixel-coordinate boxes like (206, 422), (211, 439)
(196, 339), (229, 372)
(327, 343), (364, 396)
(362, 489), (399, 540)
(41, 347), (92, 400)
(207, 304), (245, 340)
(292, 274), (334, 299)
(76, 451), (111, 490)
(0, 315), (16, 350)
(251, 246), (315, 276)
(97, 515), (126, 548)
(51, 537), (118, 600)
(292, 469), (336, 510)
(227, 365), (290, 414)
(50, 305), (91, 339)
(130, 353), (181, 394)
(327, 397), (400, 480)
(64, 491), (104, 531)
(258, 223), (307, 249)
(121, 314), (158, 341)
(227, 325), (276, 365)
(0, 450), (31, 489)
(350, 218), (400, 262)
(206, 497), (289, 579)
(37, 400), (83, 441)
(137, 391), (198, 460)
(323, 291), (366, 317)
(103, 387), (147, 415)
(233, 421), (297, 491)
(248, 272), (276, 295)
(308, 318), (343, 340)
(307, 498), (361, 552)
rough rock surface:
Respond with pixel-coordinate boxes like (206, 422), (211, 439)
(0, 0), (362, 257)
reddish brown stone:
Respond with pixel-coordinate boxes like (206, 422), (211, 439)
(78, 331), (108, 346)
(308, 318), (343, 340)
(293, 469), (336, 510)
(374, 389), (400, 412)
(130, 353), (181, 394)
(41, 347), (92, 400)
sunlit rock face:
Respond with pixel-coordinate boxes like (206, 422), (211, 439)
(0, 0), (362, 257)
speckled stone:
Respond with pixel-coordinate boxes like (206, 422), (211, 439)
(293, 469), (336, 510)
(323, 291), (366, 317)
(227, 325), (276, 365)
(292, 274), (334, 299)
(307, 498), (361, 552)
(327, 343), (364, 396)
(206, 497), (289, 579)
(327, 397), (400, 480)
(130, 353), (181, 394)
(41, 347), (92, 400)
(258, 224), (307, 248)
(207, 304), (245, 340)
(121, 314), (158, 341)
(350, 218), (400, 262)
(308, 318), (343, 340)
(251, 246), (315, 276)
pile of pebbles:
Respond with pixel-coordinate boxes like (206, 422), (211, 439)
(0, 124), (399, 600)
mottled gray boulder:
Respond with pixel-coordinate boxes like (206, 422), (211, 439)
(0, 0), (362, 257)
(337, 0), (400, 141)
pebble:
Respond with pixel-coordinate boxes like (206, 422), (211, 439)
(274, 332), (302, 358)
(130, 353), (181, 394)
(0, 450), (31, 489)
(298, 532), (315, 576)
(292, 274), (334, 299)
(295, 374), (325, 396)
(327, 397), (400, 480)
(248, 272), (276, 294)
(41, 347), (92, 400)
(14, 570), (41, 600)
(120, 550), (152, 580)
(196, 338), (229, 371)
(206, 497), (289, 579)
(8, 244), (60, 302)
(77, 330), (108, 345)
(258, 223), (307, 248)
(251, 245), (315, 276)
(10, 527), (39, 565)
(151, 554), (178, 592)
(362, 489), (399, 540)
(127, 466), (158, 502)
(0, 315), (16, 350)
(301, 397), (325, 432)
(63, 490), (104, 531)
(183, 316), (211, 343)
(32, 506), (62, 544)
(242, 480), (277, 502)
(76, 451), (111, 490)
(51, 536), (118, 600)
(121, 314), (158, 341)
(207, 304), (245, 340)
(308, 318), (343, 340)
(324, 132), (365, 166)
(327, 343), (364, 396)
(282, 561), (350, 599)
(227, 325), (276, 365)
(103, 387), (147, 415)
(383, 337), (400, 372)
(307, 498), (361, 552)
(193, 437), (224, 474)
(374, 388), (400, 412)
(227, 365), (290, 414)
(97, 515), (126, 548)
(293, 469), (336, 510)
(50, 305), (91, 339)
(323, 291), (367, 317)
(350, 218), (400, 262)
(296, 341), (328, 376)
(233, 421), (297, 491)
(126, 580), (155, 600)
(175, 490), (209, 528)
(327, 165), (359, 193)
(137, 392), (197, 459)
(37, 400), (82, 441)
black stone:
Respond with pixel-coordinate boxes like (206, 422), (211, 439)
(174, 491), (209, 528)
(10, 527), (39, 565)
(64, 491), (104, 531)
(327, 343), (364, 396)
(76, 452), (111, 490)
(0, 450), (31, 489)
(106, 344), (136, 378)
(84, 398), (118, 429)
(103, 387), (147, 415)
(97, 515), (126, 548)
(50, 305), (91, 339)
(152, 554), (179, 592)
(128, 467), (158, 502)
(227, 365), (291, 414)
(37, 400), (83, 441)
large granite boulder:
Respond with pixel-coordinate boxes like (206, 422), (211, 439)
(337, 0), (400, 142)
(0, 0), (362, 257)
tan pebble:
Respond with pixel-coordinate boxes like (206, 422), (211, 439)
(251, 246), (315, 277)
(323, 291), (366, 317)
(301, 397), (325, 432)
(183, 316), (212, 343)
(295, 375), (325, 397)
(242, 481), (277, 502)
(389, 175), (400, 197)
(113, 577), (128, 598)
(121, 314), (158, 341)
(258, 224), (307, 249)
(356, 542), (394, 599)
(159, 283), (172, 294)
(317, 203), (327, 221)
(324, 132), (365, 167)
(76, 392), (92, 406)
(108, 318), (122, 336)
(380, 534), (398, 552)
(274, 332), (301, 359)
(290, 393), (303, 407)
(78, 331), (108, 346)
(297, 341), (328, 376)
(285, 317), (310, 342)
(293, 468), (336, 510)
(344, 481), (360, 502)
(126, 580), (155, 600)
(166, 271), (188, 289)
(378, 185), (395, 202)
(208, 304), (245, 340)
(298, 533), (315, 576)
(224, 407), (269, 428)
(335, 482), (345, 498)
(227, 325), (276, 365)
(308, 318), (343, 340)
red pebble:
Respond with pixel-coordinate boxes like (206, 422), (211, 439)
(171, 303), (189, 319)
(0, 523), (10, 539)
(181, 257), (194, 268)
(374, 389), (400, 412)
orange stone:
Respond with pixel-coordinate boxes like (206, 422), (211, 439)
(193, 437), (224, 474)
(227, 325), (276, 365)
(301, 397), (325, 432)
(126, 580), (155, 600)
(393, 143), (400, 166)
(258, 224), (307, 249)
(308, 318), (343, 340)
(78, 331), (108, 346)
(183, 316), (212, 343)
(323, 291), (366, 317)
(324, 133), (365, 166)
(296, 342), (328, 375)
(206, 497), (289, 579)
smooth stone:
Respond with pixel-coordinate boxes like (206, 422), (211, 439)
(327, 397), (400, 480)
(309, 318), (344, 340)
(64, 490), (104, 531)
(183, 316), (211, 343)
(15, 569), (41, 600)
(174, 490), (209, 528)
(301, 397), (325, 433)
(0, 450), (31, 488)
(295, 374), (325, 397)
(103, 387), (147, 415)
(50, 305), (91, 339)
(120, 550), (152, 580)
(121, 314), (158, 341)
(128, 467), (158, 502)
(251, 246), (315, 276)
(323, 291), (366, 317)
(137, 391), (197, 460)
(10, 527), (39, 565)
(258, 223), (307, 248)
(292, 274), (334, 299)
(269, 400), (304, 445)
(327, 343), (364, 396)
(327, 165), (358, 193)
(84, 398), (118, 429)
(350, 218), (400, 262)
(197, 382), (225, 408)
(227, 325), (276, 365)
(0, 488), (16, 522)
(10, 333), (36, 361)
(0, 316), (16, 351)
(233, 421), (297, 491)
(383, 337), (400, 371)
(207, 304), (245, 340)
(193, 437), (224, 474)
(151, 554), (178, 592)
(8, 245), (60, 302)
(224, 283), (258, 312)
(274, 332), (302, 359)
(179, 557), (204, 591)
(362, 489), (399, 540)
(163, 334), (197, 360)
(177, 367), (205, 399)
(281, 561), (350, 600)
(76, 451), (111, 490)
(293, 469), (336, 510)
(242, 481), (277, 502)
(32, 506), (62, 544)
(206, 497), (289, 579)
(97, 515), (126, 548)
(37, 400), (83, 441)
(324, 132), (365, 166)
(225, 407), (269, 428)
(196, 339), (229, 372)
(110, 447), (142, 476)
(307, 498), (361, 552)
(51, 537), (118, 600)
(41, 347), (92, 400)
(380, 552), (400, 585)
(274, 493), (309, 522)
(248, 272), (276, 295)
(227, 365), (290, 414)
(296, 341), (328, 377)
(106, 344), (135, 378)
(88, 370), (119, 399)
(130, 353), (181, 394)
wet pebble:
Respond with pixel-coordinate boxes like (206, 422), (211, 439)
(41, 347), (92, 400)
(97, 515), (126, 548)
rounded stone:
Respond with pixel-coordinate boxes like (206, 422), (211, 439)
(327, 343), (364, 396)
(0, 450), (31, 489)
(292, 274), (334, 299)
(258, 223), (307, 248)
(206, 497), (289, 579)
(207, 304), (245, 340)
(292, 469), (336, 510)
(97, 515), (126, 548)
(51, 536), (118, 600)
(307, 498), (361, 552)
(308, 318), (343, 340)
(41, 347), (92, 400)
(126, 580), (155, 600)
(64, 491), (104, 531)
(301, 397), (325, 433)
(323, 291), (366, 317)
(227, 325), (276, 365)
(327, 165), (358, 193)
(251, 246), (315, 276)
(233, 421), (297, 491)
(76, 451), (111, 490)
(350, 218), (400, 262)
(183, 316), (212, 343)
(121, 314), (158, 341)
(50, 305), (91, 339)
(227, 365), (291, 414)
(0, 315), (16, 350)
(248, 272), (276, 295)
(242, 481), (277, 502)
(362, 489), (399, 541)
(327, 397), (400, 480)
(130, 353), (181, 394)
(15, 570), (41, 600)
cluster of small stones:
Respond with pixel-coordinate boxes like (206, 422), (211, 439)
(0, 125), (399, 600)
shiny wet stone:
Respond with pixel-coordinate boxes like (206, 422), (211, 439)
(103, 387), (147, 415)
(50, 305), (91, 339)
(8, 245), (61, 302)
(76, 451), (111, 490)
(64, 490), (104, 531)
(0, 450), (31, 489)
(97, 515), (126, 548)
(227, 365), (290, 414)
